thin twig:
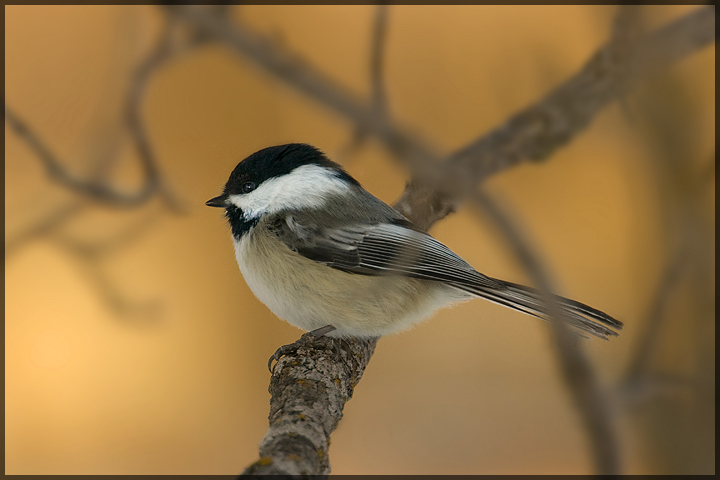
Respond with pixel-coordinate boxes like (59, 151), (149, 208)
(336, 5), (392, 163)
(57, 243), (160, 317)
(123, 13), (185, 212)
(169, 4), (444, 169)
(4, 201), (88, 257)
(617, 373), (694, 411)
(4, 14), (183, 209)
(623, 255), (685, 383)
(49, 209), (163, 260)
(610, 5), (645, 120)
(47, 217), (163, 317)
(370, 4), (390, 119)
(699, 150), (715, 189)
(4, 106), (151, 206)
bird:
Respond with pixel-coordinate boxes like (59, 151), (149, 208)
(206, 143), (622, 347)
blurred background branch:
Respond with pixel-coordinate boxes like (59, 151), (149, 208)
(471, 190), (620, 474)
(611, 41), (715, 472)
(4, 9), (177, 210)
(370, 4), (390, 121)
(339, 4), (391, 161)
(444, 4), (714, 185)
(4, 8), (195, 315)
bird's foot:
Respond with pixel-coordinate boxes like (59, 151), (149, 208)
(268, 325), (338, 373)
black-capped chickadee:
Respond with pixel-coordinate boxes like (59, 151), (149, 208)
(207, 143), (622, 341)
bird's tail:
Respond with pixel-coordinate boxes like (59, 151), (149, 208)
(453, 279), (623, 340)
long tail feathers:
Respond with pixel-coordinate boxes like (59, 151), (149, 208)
(452, 279), (623, 340)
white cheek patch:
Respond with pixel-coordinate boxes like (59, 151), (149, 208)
(227, 164), (350, 219)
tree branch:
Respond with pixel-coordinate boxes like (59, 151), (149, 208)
(242, 336), (378, 475)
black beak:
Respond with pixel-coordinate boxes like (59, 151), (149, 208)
(206, 195), (228, 208)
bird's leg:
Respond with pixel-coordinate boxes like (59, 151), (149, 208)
(268, 325), (337, 373)
(309, 325), (337, 337)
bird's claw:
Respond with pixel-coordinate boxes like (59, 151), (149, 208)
(268, 326), (340, 374)
(267, 336), (310, 373)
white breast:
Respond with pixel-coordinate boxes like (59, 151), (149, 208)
(233, 225), (467, 338)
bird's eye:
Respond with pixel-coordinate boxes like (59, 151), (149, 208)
(242, 182), (256, 193)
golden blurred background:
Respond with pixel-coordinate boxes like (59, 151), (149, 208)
(5, 5), (714, 475)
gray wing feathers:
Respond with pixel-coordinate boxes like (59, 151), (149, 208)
(272, 214), (622, 340)
(278, 217), (501, 289)
(452, 280), (621, 339)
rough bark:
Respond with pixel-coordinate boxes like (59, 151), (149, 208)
(242, 336), (378, 476)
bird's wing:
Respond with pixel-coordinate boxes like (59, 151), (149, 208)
(268, 214), (502, 289)
(268, 213), (623, 340)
